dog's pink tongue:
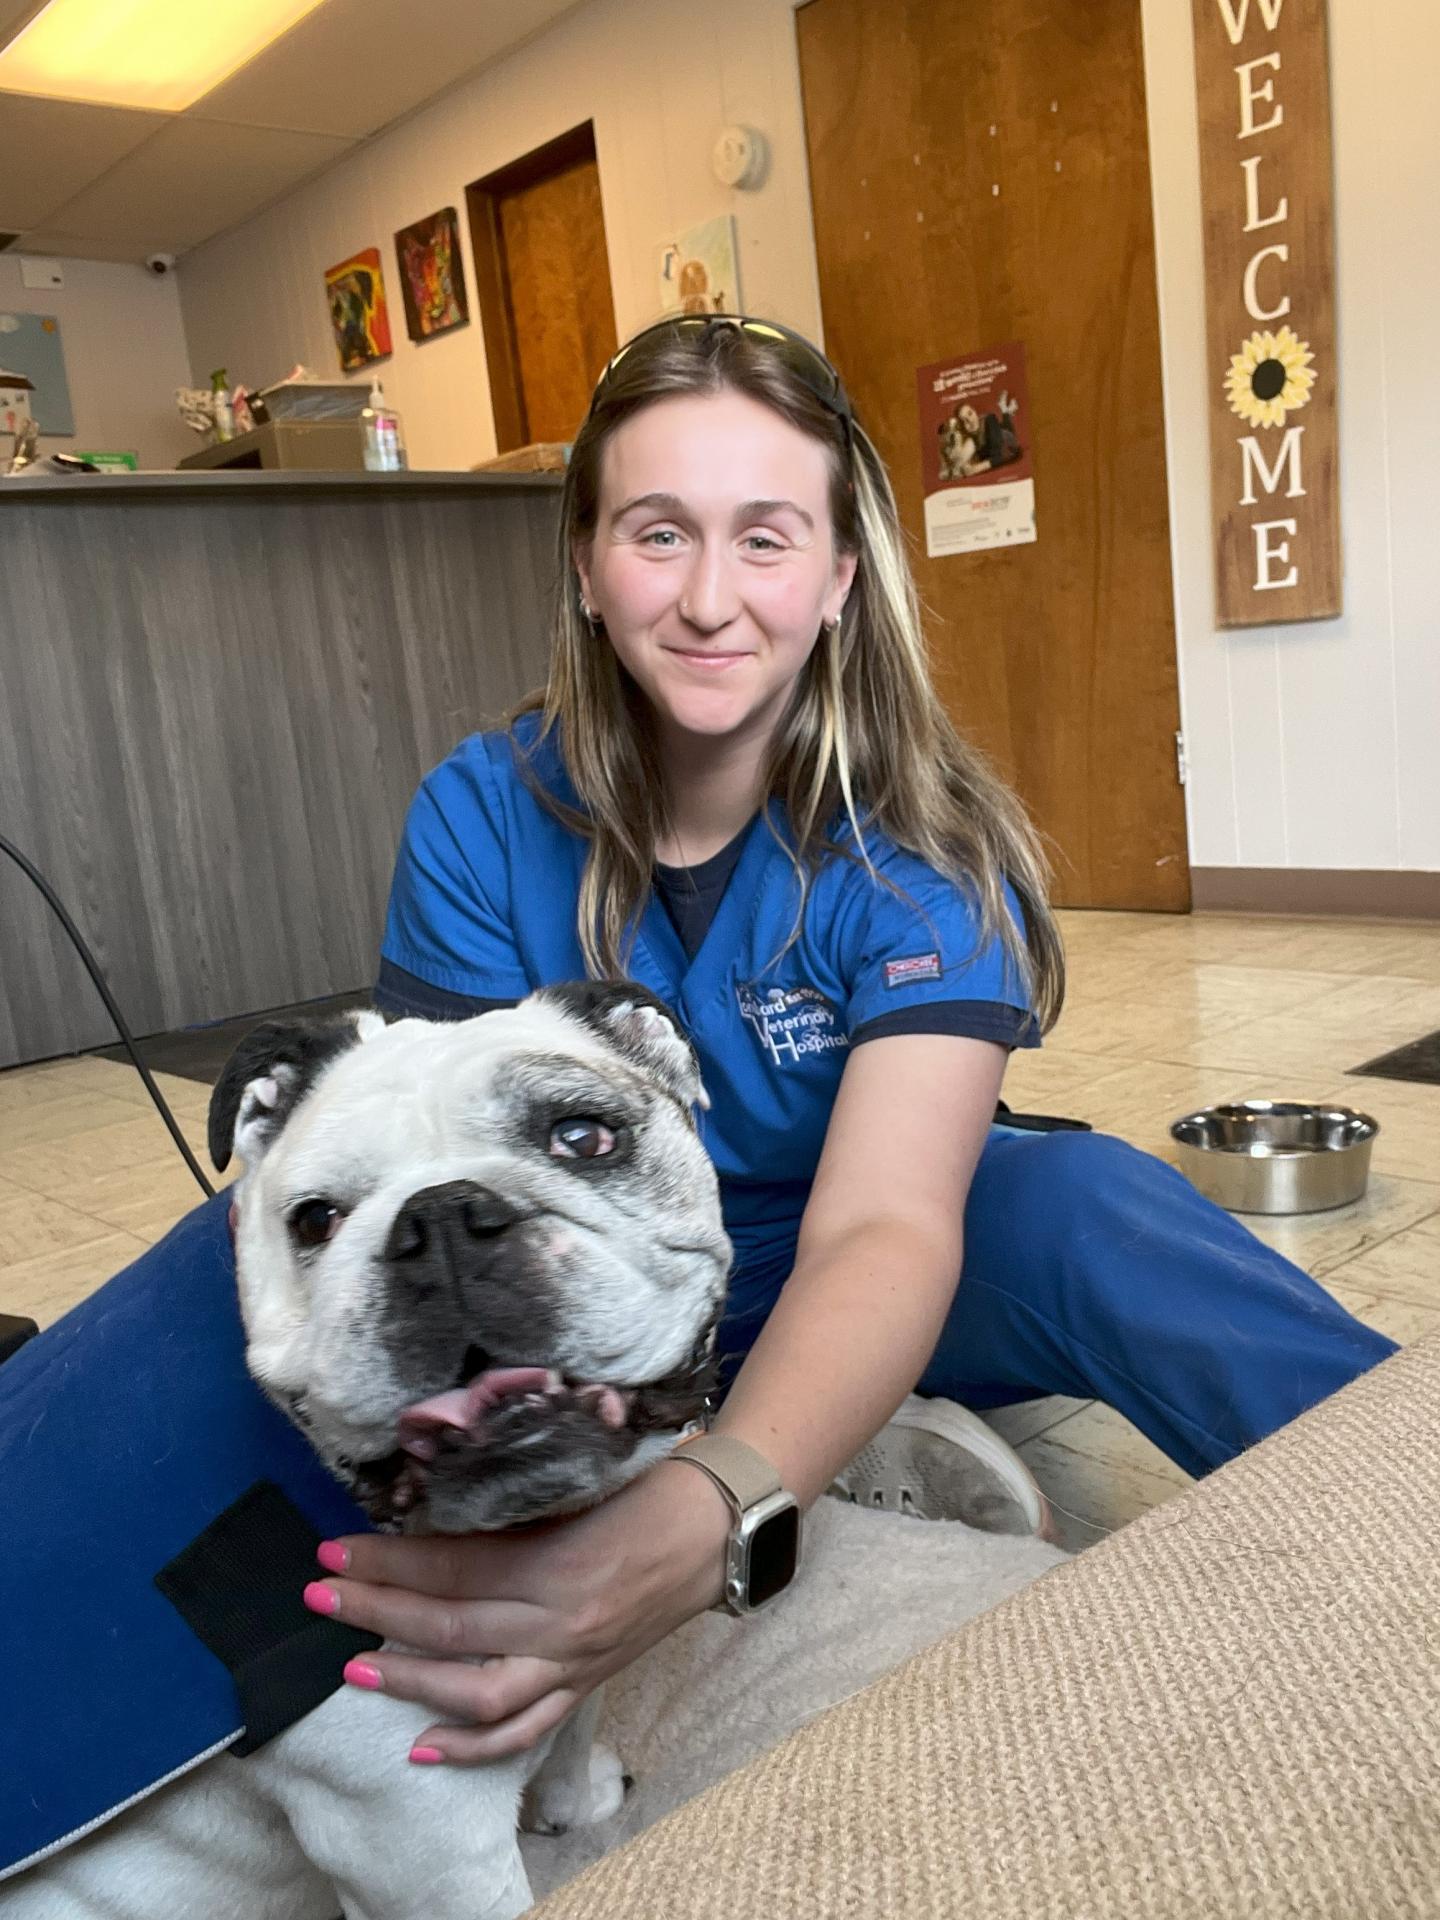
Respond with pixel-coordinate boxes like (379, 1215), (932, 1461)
(397, 1367), (552, 1459)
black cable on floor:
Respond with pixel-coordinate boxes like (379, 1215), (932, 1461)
(0, 834), (216, 1199)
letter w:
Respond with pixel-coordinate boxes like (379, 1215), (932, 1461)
(1215, 0), (1285, 44)
(1239, 426), (1305, 504)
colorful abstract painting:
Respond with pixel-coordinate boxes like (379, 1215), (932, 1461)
(394, 206), (469, 342)
(324, 247), (392, 371)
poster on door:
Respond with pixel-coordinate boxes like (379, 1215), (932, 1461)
(916, 341), (1034, 558)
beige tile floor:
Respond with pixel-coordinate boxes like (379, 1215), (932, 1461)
(2, 908), (1438, 1551)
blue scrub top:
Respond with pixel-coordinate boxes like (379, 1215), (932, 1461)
(381, 716), (1038, 1331)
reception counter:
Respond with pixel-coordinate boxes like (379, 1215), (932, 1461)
(0, 470), (563, 1068)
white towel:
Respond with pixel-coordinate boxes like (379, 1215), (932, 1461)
(522, 1499), (1066, 1901)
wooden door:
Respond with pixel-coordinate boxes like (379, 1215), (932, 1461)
(467, 123), (618, 452)
(796, 0), (1189, 910)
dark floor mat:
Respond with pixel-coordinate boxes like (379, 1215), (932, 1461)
(88, 989), (373, 1087)
(1349, 1029), (1440, 1085)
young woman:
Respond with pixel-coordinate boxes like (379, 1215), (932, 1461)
(305, 315), (1394, 1767)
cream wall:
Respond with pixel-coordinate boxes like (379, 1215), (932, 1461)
(177, 0), (1437, 877)
(177, 0), (822, 473)
(1, 254), (192, 468)
(1142, 0), (1439, 872)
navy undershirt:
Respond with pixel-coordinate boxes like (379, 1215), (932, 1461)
(653, 824), (752, 961)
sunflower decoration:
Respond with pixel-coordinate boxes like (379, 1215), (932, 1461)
(1224, 325), (1317, 429)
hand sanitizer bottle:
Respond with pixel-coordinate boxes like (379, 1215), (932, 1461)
(360, 380), (407, 471)
(210, 368), (234, 442)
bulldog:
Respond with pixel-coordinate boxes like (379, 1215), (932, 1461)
(9, 983), (732, 1920)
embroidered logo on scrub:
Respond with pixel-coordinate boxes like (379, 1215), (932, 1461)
(737, 983), (849, 1066)
(884, 952), (942, 988)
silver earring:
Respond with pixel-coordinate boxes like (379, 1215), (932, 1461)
(580, 601), (601, 626)
(825, 610), (843, 632)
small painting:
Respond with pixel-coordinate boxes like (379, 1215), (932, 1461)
(324, 247), (392, 371)
(394, 206), (469, 342)
(657, 215), (740, 316)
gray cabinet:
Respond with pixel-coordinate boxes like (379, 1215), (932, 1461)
(0, 472), (561, 1067)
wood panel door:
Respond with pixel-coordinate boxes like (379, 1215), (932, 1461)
(467, 123), (619, 452)
(796, 0), (1189, 910)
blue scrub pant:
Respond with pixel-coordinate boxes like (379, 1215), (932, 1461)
(724, 1127), (1397, 1482)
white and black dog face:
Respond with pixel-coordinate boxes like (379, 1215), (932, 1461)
(209, 984), (731, 1532)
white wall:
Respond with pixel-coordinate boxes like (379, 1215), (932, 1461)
(177, 0), (1437, 876)
(178, 0), (822, 474)
(0, 254), (193, 469)
(1142, 0), (1440, 872)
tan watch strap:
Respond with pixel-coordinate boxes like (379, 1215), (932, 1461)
(668, 1432), (782, 1514)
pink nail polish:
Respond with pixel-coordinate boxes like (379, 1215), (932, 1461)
(302, 1581), (339, 1616)
(344, 1659), (382, 1690)
(409, 1745), (445, 1765)
(316, 1540), (349, 1574)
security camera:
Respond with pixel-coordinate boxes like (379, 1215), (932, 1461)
(144, 252), (177, 276)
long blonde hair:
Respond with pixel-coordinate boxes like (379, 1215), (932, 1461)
(515, 320), (1065, 1032)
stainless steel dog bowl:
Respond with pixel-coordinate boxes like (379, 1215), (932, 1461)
(1169, 1100), (1379, 1215)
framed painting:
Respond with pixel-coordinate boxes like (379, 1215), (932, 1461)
(394, 206), (469, 342)
(324, 247), (392, 371)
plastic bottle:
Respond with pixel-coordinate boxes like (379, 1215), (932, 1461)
(360, 380), (407, 471)
(209, 367), (234, 442)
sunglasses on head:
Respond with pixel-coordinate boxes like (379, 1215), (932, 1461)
(593, 313), (856, 456)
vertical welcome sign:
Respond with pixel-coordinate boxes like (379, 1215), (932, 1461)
(1192, 0), (1341, 625)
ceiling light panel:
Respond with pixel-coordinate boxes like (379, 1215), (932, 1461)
(0, 0), (330, 113)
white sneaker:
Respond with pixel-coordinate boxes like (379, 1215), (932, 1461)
(829, 1393), (1051, 1537)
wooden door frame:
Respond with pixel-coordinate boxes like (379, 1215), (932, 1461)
(465, 122), (600, 454)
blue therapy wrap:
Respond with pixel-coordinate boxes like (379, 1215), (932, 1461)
(0, 1194), (373, 1879)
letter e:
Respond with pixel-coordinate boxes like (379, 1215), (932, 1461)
(1237, 53), (1284, 138)
(1252, 518), (1298, 590)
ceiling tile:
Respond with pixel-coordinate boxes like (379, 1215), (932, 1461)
(10, 227), (181, 263)
(0, 3), (43, 48)
(39, 117), (354, 251)
(1, 0), (587, 258)
(192, 0), (583, 139)
(0, 91), (167, 230)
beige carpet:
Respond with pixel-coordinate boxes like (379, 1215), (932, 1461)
(533, 1335), (1440, 1918)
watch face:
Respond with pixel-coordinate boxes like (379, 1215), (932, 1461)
(746, 1502), (800, 1607)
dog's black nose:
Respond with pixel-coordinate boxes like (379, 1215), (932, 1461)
(385, 1181), (524, 1262)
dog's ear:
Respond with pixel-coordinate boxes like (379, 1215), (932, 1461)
(533, 982), (708, 1113)
(208, 1010), (386, 1172)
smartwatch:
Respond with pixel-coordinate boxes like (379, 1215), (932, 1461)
(667, 1433), (801, 1616)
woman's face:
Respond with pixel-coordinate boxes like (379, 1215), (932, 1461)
(575, 390), (857, 751)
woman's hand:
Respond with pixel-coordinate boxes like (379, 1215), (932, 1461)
(302, 1458), (731, 1765)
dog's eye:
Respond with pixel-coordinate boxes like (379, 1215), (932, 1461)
(549, 1118), (617, 1160)
(289, 1199), (342, 1247)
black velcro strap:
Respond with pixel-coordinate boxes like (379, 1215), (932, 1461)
(155, 1479), (381, 1755)
(0, 1313), (38, 1364)
(993, 1100), (1093, 1134)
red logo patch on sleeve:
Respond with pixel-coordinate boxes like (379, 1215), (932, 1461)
(883, 952), (942, 988)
